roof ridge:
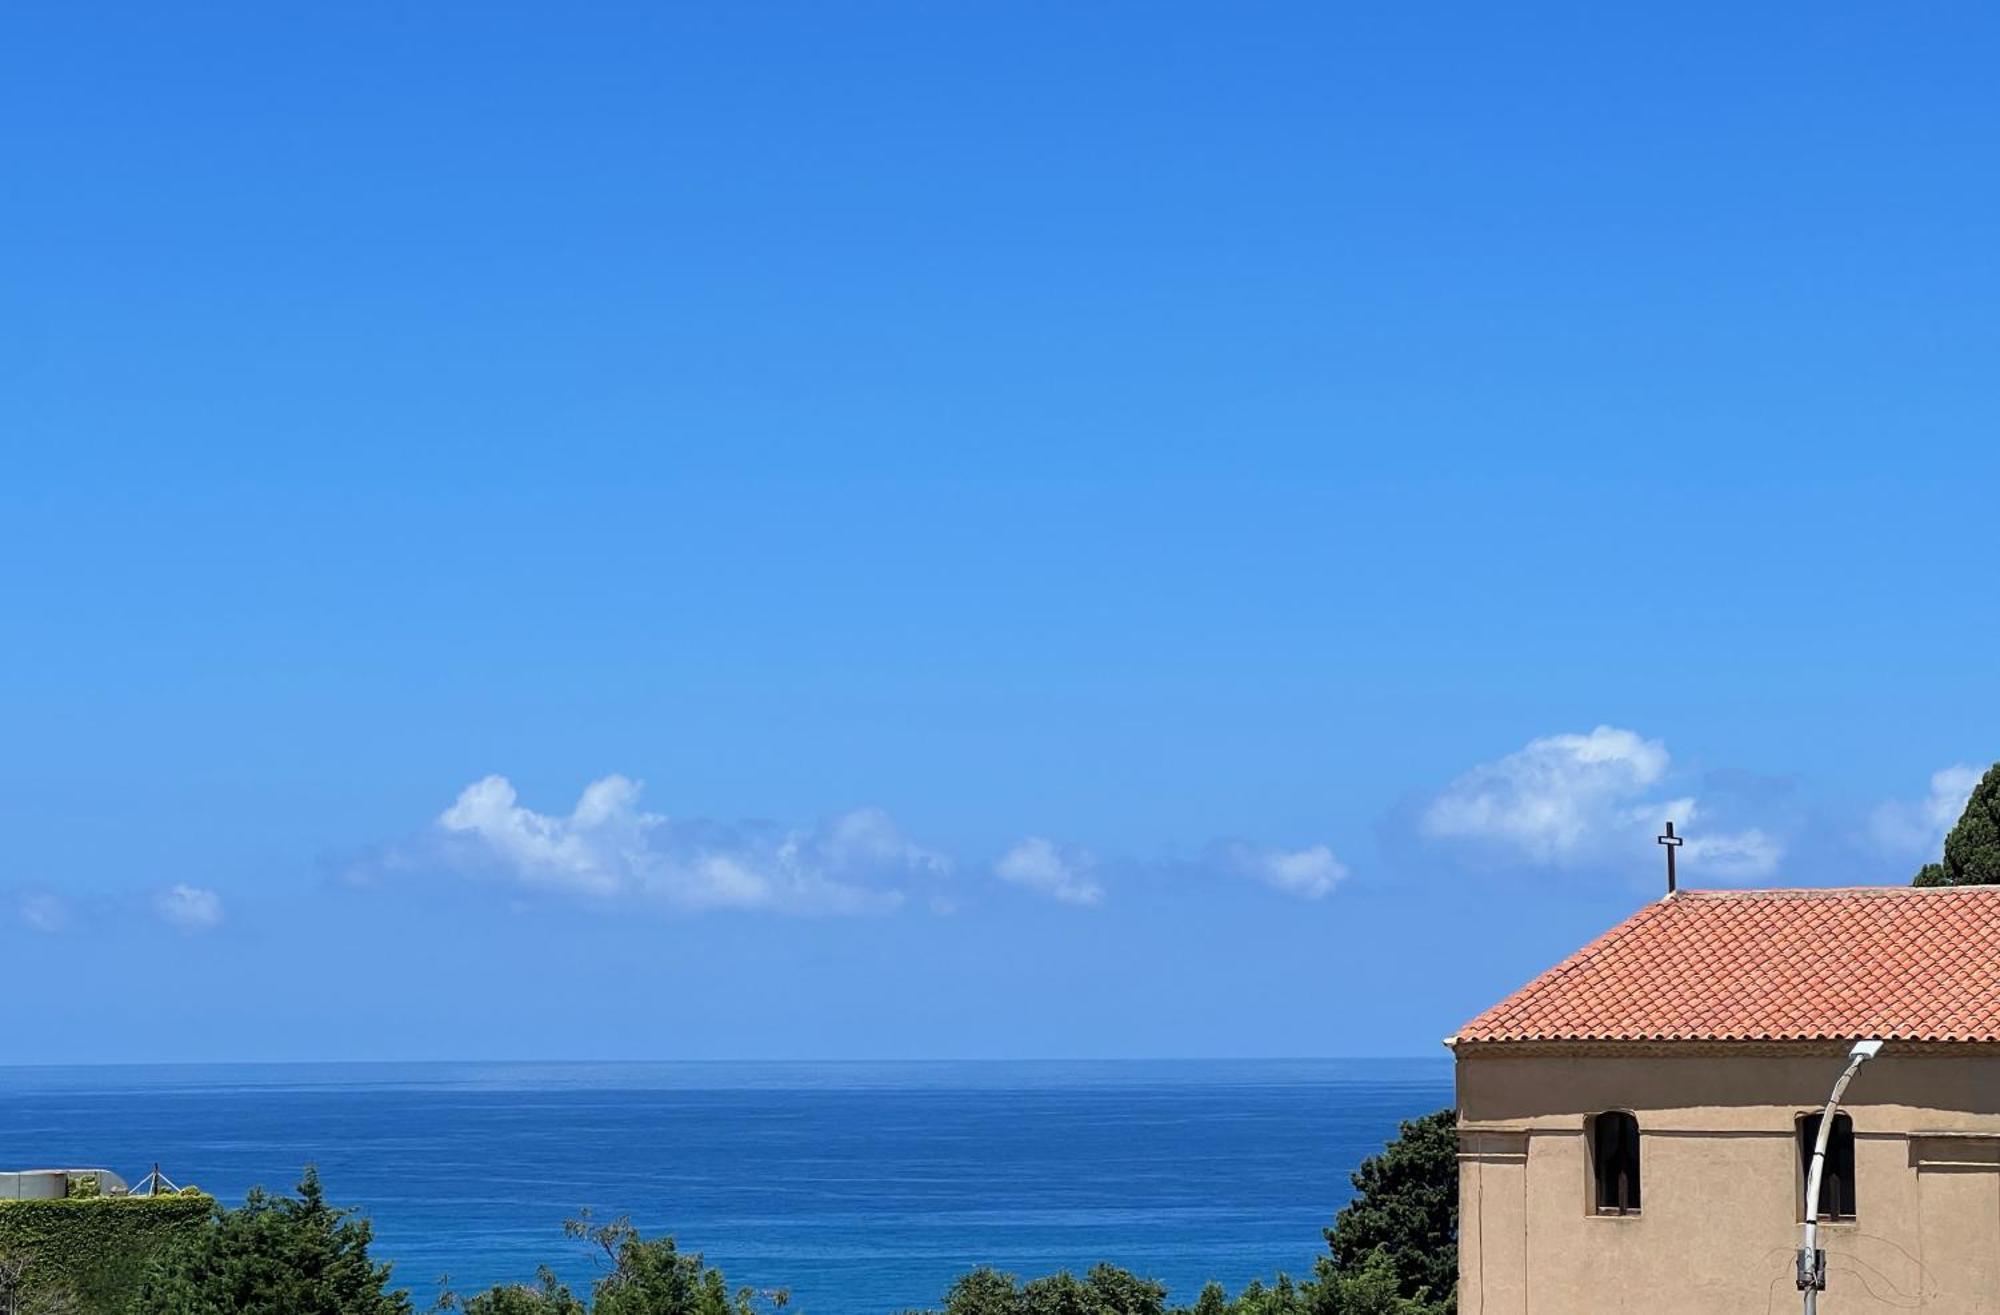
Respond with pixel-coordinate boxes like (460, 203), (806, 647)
(1680, 884), (1991, 900)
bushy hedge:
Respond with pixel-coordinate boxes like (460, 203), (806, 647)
(0, 1190), (213, 1312)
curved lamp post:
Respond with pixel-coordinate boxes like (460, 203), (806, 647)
(1798, 1039), (1884, 1314)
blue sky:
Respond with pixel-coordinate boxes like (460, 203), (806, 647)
(4, 3), (1998, 1062)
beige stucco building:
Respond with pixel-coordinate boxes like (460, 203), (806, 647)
(1451, 885), (2000, 1315)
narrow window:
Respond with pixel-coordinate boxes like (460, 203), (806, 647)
(1799, 1113), (1857, 1220)
(1590, 1111), (1641, 1214)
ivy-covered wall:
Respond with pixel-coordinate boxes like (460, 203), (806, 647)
(0, 1191), (212, 1313)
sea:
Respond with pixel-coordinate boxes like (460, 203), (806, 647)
(0, 1059), (1451, 1314)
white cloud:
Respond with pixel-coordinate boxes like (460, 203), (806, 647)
(154, 885), (224, 932)
(432, 775), (948, 915)
(1420, 726), (1781, 882)
(1422, 726), (1672, 864)
(993, 837), (1104, 906)
(17, 893), (69, 934)
(1869, 764), (1981, 861)
(1214, 841), (1348, 899)
(379, 774), (1352, 915)
(438, 775), (642, 900)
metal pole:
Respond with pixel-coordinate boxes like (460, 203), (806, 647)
(1800, 1041), (1883, 1314)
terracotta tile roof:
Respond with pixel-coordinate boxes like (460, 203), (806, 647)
(1453, 886), (2000, 1045)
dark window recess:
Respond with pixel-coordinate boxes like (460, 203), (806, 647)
(1800, 1113), (1857, 1220)
(1591, 1111), (1641, 1214)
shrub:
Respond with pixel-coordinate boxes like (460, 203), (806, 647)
(0, 1191), (212, 1313)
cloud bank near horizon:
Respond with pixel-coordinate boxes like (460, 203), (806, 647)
(7, 750), (1985, 937)
(356, 774), (1352, 916)
(346, 745), (1988, 920)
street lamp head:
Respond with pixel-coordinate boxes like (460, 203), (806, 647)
(1850, 1039), (1885, 1061)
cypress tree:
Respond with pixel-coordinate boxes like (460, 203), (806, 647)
(1914, 763), (2000, 887)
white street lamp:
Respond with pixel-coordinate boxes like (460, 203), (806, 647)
(1798, 1039), (1884, 1314)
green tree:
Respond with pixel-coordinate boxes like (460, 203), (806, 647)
(1915, 763), (2000, 886)
(926, 1264), (1165, 1315)
(1024, 1266), (1166, 1315)
(566, 1213), (783, 1315)
(1219, 1273), (1308, 1315)
(1315, 1250), (1442, 1315)
(435, 1268), (586, 1315)
(136, 1167), (409, 1315)
(930, 1269), (1021, 1315)
(435, 1214), (781, 1315)
(1323, 1110), (1456, 1313)
(1187, 1282), (1230, 1315)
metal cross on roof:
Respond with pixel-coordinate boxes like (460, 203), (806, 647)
(1658, 820), (1684, 895)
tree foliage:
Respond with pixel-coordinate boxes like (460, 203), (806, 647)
(1322, 1109), (1457, 1310)
(922, 1264), (1167, 1315)
(917, 1249), (1444, 1315)
(135, 1167), (409, 1315)
(436, 1268), (585, 1315)
(1915, 763), (2000, 887)
(437, 1213), (784, 1315)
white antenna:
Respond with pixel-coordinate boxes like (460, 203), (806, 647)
(132, 1162), (180, 1196)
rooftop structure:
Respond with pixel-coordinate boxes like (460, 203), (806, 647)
(1453, 885), (2000, 1046)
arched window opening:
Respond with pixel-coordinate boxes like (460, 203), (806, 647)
(1590, 1111), (1641, 1215)
(1799, 1112), (1857, 1220)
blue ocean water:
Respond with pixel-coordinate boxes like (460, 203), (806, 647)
(0, 1060), (1451, 1314)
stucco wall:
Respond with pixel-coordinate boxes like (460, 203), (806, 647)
(1457, 1047), (2000, 1315)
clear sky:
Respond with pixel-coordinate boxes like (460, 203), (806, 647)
(5, 3), (1998, 1063)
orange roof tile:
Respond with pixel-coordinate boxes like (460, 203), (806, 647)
(1453, 886), (2000, 1045)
